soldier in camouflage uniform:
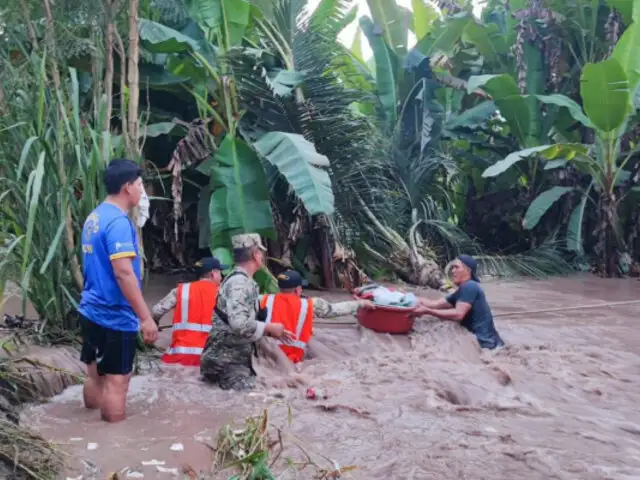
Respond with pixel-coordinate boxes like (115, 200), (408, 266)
(200, 234), (289, 390)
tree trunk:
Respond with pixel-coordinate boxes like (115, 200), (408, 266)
(317, 216), (335, 289)
(42, 0), (84, 291)
(127, 0), (145, 276)
(127, 0), (140, 156)
(596, 193), (620, 277)
(102, 0), (119, 157)
(114, 30), (129, 152)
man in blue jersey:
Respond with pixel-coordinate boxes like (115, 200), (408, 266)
(415, 255), (505, 350)
(77, 159), (158, 423)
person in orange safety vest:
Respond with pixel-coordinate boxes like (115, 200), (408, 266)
(259, 270), (375, 363)
(151, 257), (229, 366)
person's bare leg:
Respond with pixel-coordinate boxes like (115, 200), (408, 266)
(101, 374), (131, 423)
(83, 362), (103, 410)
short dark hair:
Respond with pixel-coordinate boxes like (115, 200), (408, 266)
(104, 159), (142, 195)
(233, 247), (253, 263)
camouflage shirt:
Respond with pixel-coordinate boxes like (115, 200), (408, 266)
(151, 288), (178, 324)
(209, 266), (264, 343)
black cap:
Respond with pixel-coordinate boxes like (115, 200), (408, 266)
(458, 254), (480, 282)
(195, 257), (229, 276)
(277, 270), (309, 289)
(104, 159), (143, 194)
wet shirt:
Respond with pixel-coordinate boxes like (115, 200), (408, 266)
(445, 280), (504, 349)
(78, 202), (141, 332)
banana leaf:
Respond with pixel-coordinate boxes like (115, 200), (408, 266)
(209, 136), (275, 249)
(252, 132), (335, 216)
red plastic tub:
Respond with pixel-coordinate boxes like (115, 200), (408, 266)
(355, 303), (418, 334)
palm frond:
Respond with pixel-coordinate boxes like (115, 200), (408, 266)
(474, 239), (579, 280)
(308, 0), (358, 37)
(232, 10), (394, 247)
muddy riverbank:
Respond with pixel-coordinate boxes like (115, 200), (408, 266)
(10, 274), (640, 479)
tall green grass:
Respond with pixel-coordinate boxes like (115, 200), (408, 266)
(0, 53), (123, 333)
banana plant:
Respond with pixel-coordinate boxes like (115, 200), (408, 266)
(138, 0), (337, 291)
(481, 20), (640, 276)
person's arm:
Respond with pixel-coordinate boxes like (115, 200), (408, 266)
(223, 279), (266, 344)
(419, 283), (477, 322)
(312, 298), (372, 319)
(106, 218), (157, 343)
(151, 288), (177, 324)
(112, 257), (154, 322)
(417, 297), (454, 310)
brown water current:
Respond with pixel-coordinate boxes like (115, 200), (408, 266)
(20, 274), (640, 479)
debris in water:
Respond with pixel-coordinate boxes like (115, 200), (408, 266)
(125, 469), (144, 478)
(169, 443), (184, 451)
(141, 459), (165, 466)
(306, 387), (328, 400)
(156, 466), (179, 475)
(82, 459), (99, 475)
(181, 464), (198, 479)
(70, 437), (83, 442)
(66, 476), (82, 480)
(87, 442), (98, 450)
(314, 404), (372, 419)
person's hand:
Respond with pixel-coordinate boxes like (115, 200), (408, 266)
(265, 323), (285, 338)
(279, 328), (296, 345)
(140, 317), (159, 344)
(359, 300), (376, 310)
(413, 306), (434, 316)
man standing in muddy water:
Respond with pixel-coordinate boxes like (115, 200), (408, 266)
(77, 159), (158, 423)
(415, 254), (505, 350)
(200, 234), (291, 390)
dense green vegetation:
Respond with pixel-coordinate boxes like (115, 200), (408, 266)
(0, 0), (638, 331)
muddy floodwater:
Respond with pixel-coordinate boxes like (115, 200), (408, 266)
(20, 274), (640, 479)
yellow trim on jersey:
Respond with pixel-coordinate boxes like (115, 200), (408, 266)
(109, 252), (136, 260)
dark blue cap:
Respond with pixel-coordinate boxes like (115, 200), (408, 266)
(458, 254), (480, 282)
(277, 270), (309, 289)
(104, 159), (142, 194)
(195, 257), (229, 275)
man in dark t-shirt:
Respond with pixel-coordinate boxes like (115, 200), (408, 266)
(415, 255), (505, 350)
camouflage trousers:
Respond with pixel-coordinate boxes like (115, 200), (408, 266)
(201, 363), (256, 391)
(200, 343), (256, 391)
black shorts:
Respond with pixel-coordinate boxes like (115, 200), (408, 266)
(79, 313), (137, 376)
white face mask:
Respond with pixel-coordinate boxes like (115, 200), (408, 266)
(137, 186), (150, 228)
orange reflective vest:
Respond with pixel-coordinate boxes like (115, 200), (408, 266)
(259, 293), (314, 363)
(161, 280), (219, 366)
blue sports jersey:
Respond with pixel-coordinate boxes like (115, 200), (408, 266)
(78, 202), (141, 332)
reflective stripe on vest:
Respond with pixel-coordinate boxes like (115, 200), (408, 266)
(172, 323), (212, 333)
(278, 339), (307, 351)
(181, 283), (190, 325)
(173, 282), (211, 333)
(265, 294), (276, 324)
(263, 295), (310, 351)
(164, 346), (203, 356)
(163, 281), (217, 365)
